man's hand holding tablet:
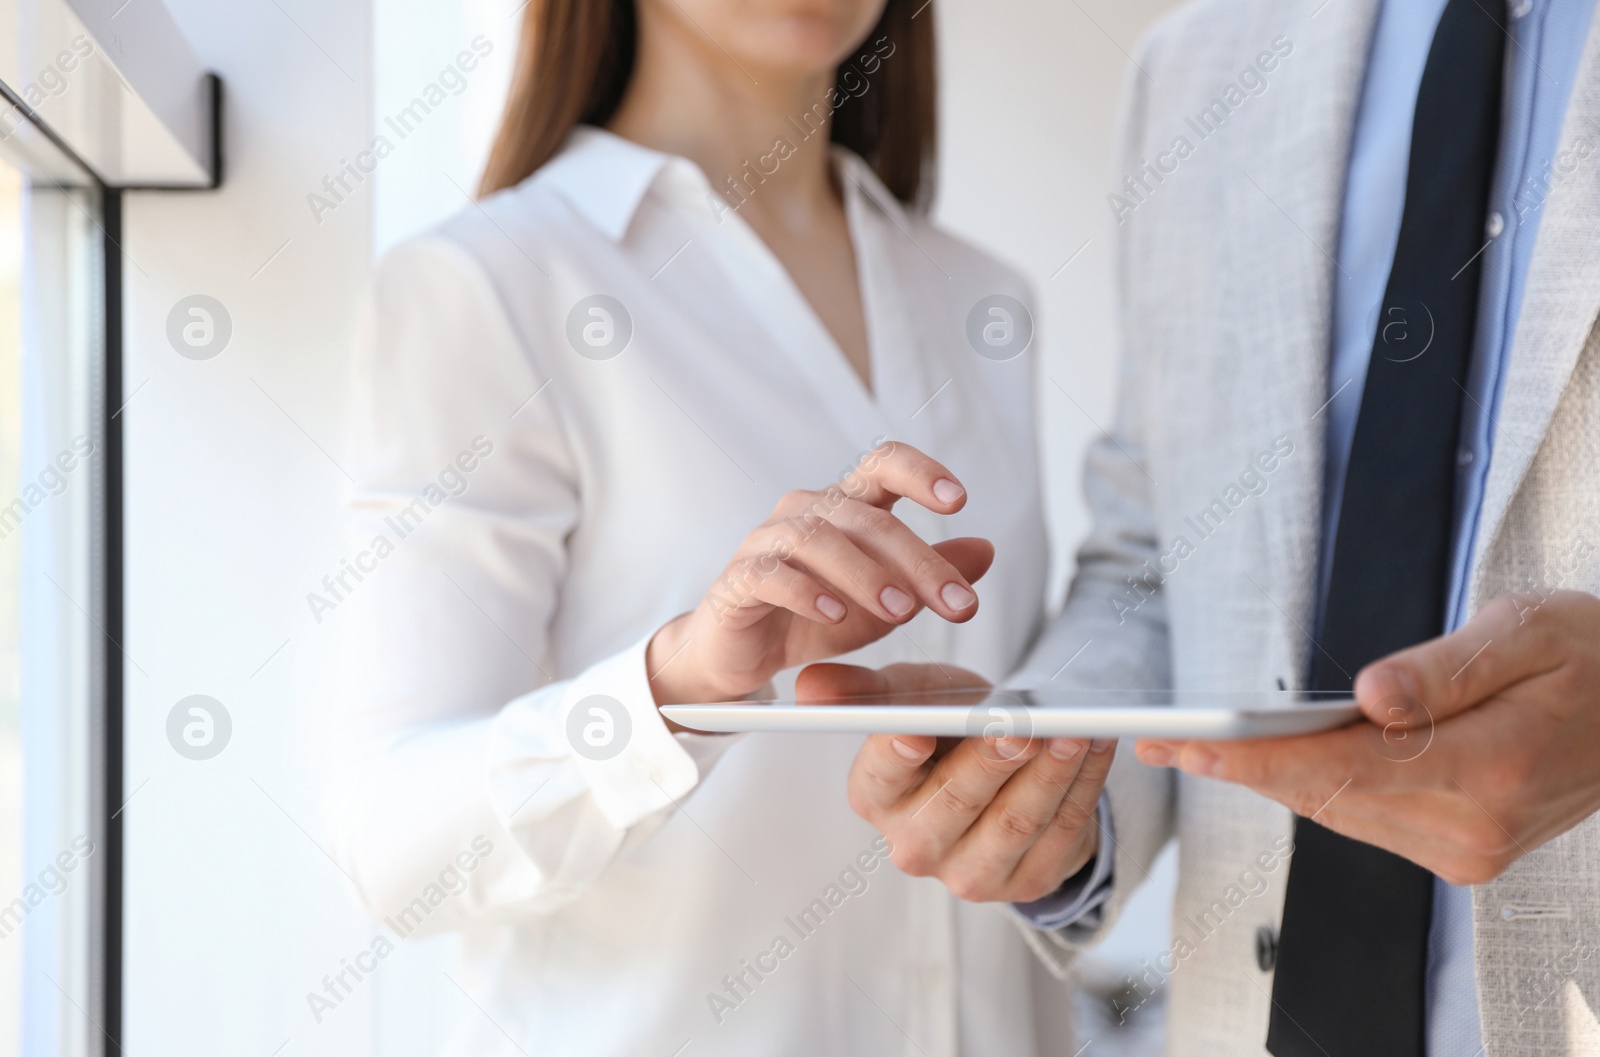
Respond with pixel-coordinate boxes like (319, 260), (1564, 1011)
(1136, 591), (1600, 886)
(795, 590), (1600, 907)
(794, 663), (1112, 904)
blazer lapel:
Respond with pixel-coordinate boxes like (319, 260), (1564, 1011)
(1239, 0), (1380, 671)
(1469, 14), (1600, 608)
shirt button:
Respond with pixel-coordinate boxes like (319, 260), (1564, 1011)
(1509, 0), (1533, 18)
(1256, 925), (1279, 972)
(1458, 448), (1476, 467)
(1486, 211), (1506, 238)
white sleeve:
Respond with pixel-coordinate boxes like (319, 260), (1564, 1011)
(326, 236), (735, 935)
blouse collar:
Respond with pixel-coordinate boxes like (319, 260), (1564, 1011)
(535, 124), (914, 243)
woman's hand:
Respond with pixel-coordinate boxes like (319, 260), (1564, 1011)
(647, 441), (994, 708)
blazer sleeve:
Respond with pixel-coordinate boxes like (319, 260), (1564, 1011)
(1005, 28), (1179, 976)
(326, 236), (733, 936)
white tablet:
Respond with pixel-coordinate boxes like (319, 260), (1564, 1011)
(661, 689), (1361, 741)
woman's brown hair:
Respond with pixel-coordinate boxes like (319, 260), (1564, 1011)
(477, 0), (937, 208)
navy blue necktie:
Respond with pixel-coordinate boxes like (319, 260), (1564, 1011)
(1266, 1), (1505, 1055)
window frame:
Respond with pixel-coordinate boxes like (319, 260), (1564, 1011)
(0, 92), (115, 1057)
(0, 3), (221, 1050)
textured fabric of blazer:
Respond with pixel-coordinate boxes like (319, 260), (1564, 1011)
(1011, 1), (1600, 1053)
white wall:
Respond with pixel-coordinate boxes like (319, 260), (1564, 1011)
(118, 0), (1181, 1053)
(121, 0), (377, 1052)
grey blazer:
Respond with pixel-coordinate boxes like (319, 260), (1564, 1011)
(1011, 0), (1600, 1053)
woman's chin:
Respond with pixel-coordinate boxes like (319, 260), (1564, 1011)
(730, 22), (864, 77)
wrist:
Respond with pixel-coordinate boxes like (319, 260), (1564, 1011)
(1045, 818), (1102, 894)
(647, 615), (702, 708)
(646, 615), (751, 707)
(1070, 824), (1101, 879)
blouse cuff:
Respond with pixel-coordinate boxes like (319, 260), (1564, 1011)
(497, 631), (705, 834)
(568, 631), (706, 830)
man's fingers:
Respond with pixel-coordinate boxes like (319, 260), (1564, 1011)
(1137, 728), (1381, 799)
(1185, 731), (1372, 795)
(1007, 741), (1116, 900)
(818, 662), (992, 815)
(1133, 735), (1468, 869)
(1353, 590), (1577, 729)
(890, 737), (1044, 866)
(848, 732), (939, 815)
(1057, 740), (1115, 833)
(939, 739), (1094, 897)
(1136, 724), (1462, 804)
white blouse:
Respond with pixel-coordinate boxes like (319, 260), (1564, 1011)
(331, 126), (1059, 1057)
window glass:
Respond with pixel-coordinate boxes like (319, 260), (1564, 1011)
(0, 147), (22, 1057)
(0, 123), (104, 1057)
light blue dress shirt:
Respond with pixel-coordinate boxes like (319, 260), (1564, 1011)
(1020, 1), (1597, 1052)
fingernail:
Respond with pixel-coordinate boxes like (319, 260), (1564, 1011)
(933, 478), (965, 504)
(940, 582), (976, 611)
(1179, 746), (1220, 778)
(1090, 738), (1116, 755)
(1139, 744), (1174, 767)
(891, 737), (925, 761)
(1049, 738), (1084, 761)
(880, 586), (914, 617)
(816, 594), (846, 621)
(995, 736), (1035, 760)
